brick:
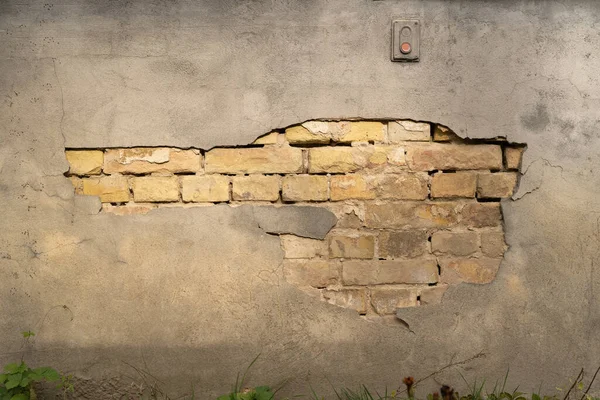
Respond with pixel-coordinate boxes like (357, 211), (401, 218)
(329, 234), (375, 259)
(338, 121), (385, 143)
(431, 172), (477, 198)
(280, 235), (328, 259)
(461, 202), (501, 228)
(330, 175), (375, 200)
(505, 147), (524, 170)
(370, 288), (418, 314)
(285, 125), (330, 144)
(181, 175), (230, 202)
(205, 147), (303, 174)
(283, 259), (339, 288)
(431, 232), (478, 256)
(439, 258), (502, 284)
(477, 172), (518, 198)
(69, 176), (83, 194)
(418, 284), (448, 305)
(232, 175), (280, 201)
(65, 150), (103, 175)
(365, 202), (459, 229)
(309, 147), (370, 173)
(131, 176), (179, 202)
(252, 131), (280, 145)
(104, 148), (200, 174)
(388, 121), (430, 142)
(282, 175), (328, 201)
(481, 232), (506, 257)
(376, 173), (429, 200)
(433, 125), (459, 142)
(406, 143), (503, 171)
(322, 289), (367, 314)
(82, 175), (130, 203)
(342, 259), (438, 285)
(379, 230), (428, 258)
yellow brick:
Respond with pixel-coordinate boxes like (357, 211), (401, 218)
(282, 175), (328, 201)
(104, 148), (201, 174)
(232, 175), (280, 201)
(205, 147), (303, 174)
(309, 147), (369, 173)
(439, 258), (502, 284)
(388, 121), (430, 142)
(433, 125), (460, 141)
(181, 175), (230, 202)
(252, 131), (280, 145)
(431, 172), (477, 198)
(65, 150), (103, 175)
(330, 175), (375, 200)
(283, 259), (339, 288)
(370, 288), (419, 314)
(322, 289), (367, 314)
(329, 234), (375, 259)
(82, 175), (130, 203)
(477, 172), (518, 198)
(285, 125), (330, 144)
(505, 146), (524, 170)
(131, 176), (179, 202)
(339, 121), (385, 143)
(406, 143), (502, 171)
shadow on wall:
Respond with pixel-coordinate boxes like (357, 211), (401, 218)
(64, 119), (526, 318)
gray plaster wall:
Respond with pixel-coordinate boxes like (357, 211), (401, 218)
(1, 0), (600, 398)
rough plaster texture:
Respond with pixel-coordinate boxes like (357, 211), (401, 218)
(1, 0), (600, 398)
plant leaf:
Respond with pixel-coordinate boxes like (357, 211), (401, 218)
(5, 373), (22, 390)
(10, 394), (28, 400)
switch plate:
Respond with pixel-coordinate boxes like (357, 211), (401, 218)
(391, 19), (420, 62)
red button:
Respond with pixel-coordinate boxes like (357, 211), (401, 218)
(400, 42), (412, 54)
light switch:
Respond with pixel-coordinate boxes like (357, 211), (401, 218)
(391, 19), (420, 62)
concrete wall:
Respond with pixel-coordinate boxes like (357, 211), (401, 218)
(1, 0), (599, 398)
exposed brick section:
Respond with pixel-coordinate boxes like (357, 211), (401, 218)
(82, 176), (129, 203)
(232, 175), (280, 201)
(431, 232), (479, 256)
(329, 234), (375, 259)
(66, 119), (524, 316)
(205, 146), (303, 174)
(505, 146), (524, 170)
(104, 148), (200, 174)
(406, 143), (503, 171)
(342, 259), (438, 285)
(388, 121), (430, 142)
(282, 175), (328, 201)
(370, 287), (418, 314)
(477, 172), (518, 198)
(283, 259), (339, 288)
(378, 230), (428, 258)
(66, 150), (103, 175)
(431, 172), (477, 198)
(481, 232), (506, 257)
(131, 176), (179, 202)
(322, 289), (367, 314)
(181, 175), (230, 203)
(439, 258), (502, 284)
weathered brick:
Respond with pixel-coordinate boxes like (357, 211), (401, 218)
(378, 230), (428, 258)
(505, 146), (524, 170)
(282, 175), (328, 201)
(370, 288), (418, 314)
(285, 125), (330, 144)
(433, 125), (459, 142)
(287, 121), (385, 144)
(418, 284), (448, 305)
(329, 234), (375, 259)
(431, 232), (479, 256)
(330, 175), (375, 200)
(338, 121), (386, 143)
(252, 131), (280, 145)
(376, 173), (429, 200)
(477, 172), (518, 198)
(232, 175), (280, 201)
(309, 147), (370, 173)
(65, 150), (103, 175)
(439, 258), (502, 284)
(82, 175), (130, 203)
(181, 175), (230, 203)
(481, 231), (506, 257)
(283, 259), (339, 288)
(205, 147), (303, 174)
(388, 121), (430, 142)
(365, 202), (459, 229)
(104, 148), (201, 174)
(461, 202), (501, 228)
(322, 289), (367, 314)
(280, 235), (328, 259)
(342, 259), (438, 285)
(406, 143), (502, 171)
(431, 172), (477, 198)
(131, 176), (179, 202)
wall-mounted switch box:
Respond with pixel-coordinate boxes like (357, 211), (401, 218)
(391, 19), (420, 62)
